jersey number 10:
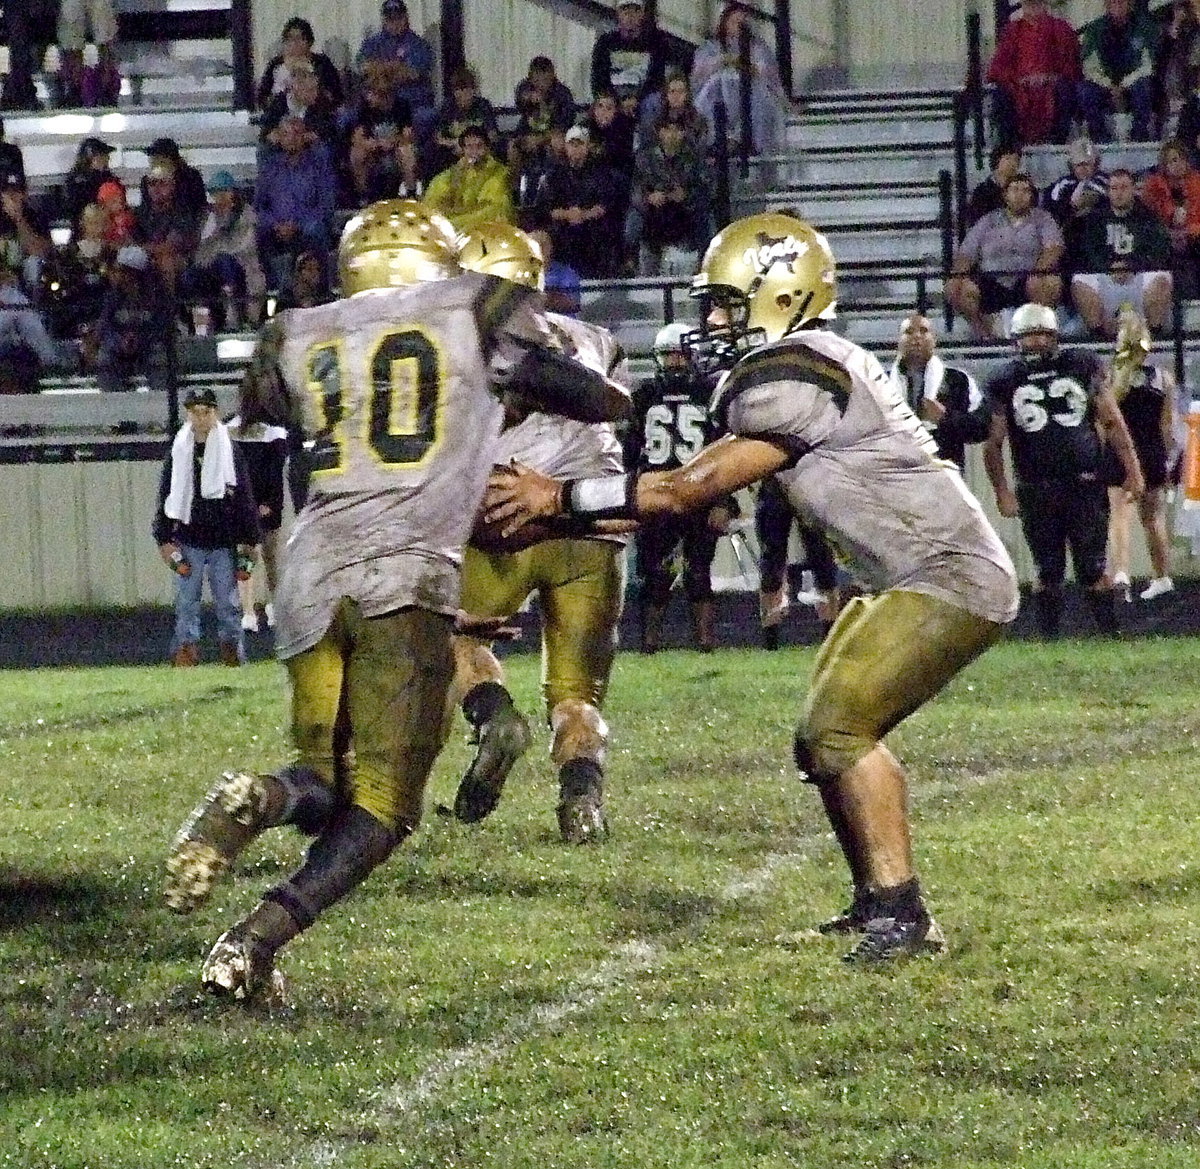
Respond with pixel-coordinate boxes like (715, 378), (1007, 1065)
(305, 328), (444, 473)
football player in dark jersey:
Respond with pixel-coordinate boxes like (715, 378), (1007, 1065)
(627, 321), (731, 651)
(982, 303), (1144, 638)
(1106, 309), (1178, 602)
(485, 212), (1021, 964)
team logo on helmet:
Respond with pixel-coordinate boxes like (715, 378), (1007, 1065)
(743, 232), (811, 279)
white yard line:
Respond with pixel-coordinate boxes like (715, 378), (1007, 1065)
(286, 847), (814, 1167)
(287, 768), (1002, 1165)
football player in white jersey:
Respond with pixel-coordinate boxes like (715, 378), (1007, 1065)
(485, 212), (1021, 964)
(162, 201), (628, 1003)
(449, 221), (629, 844)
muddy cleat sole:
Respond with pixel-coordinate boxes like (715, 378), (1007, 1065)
(454, 706), (533, 823)
(164, 771), (268, 913)
(842, 915), (946, 965)
(201, 926), (287, 1007)
(557, 793), (607, 844)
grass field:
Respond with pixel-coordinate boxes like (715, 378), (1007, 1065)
(1, 636), (1199, 1168)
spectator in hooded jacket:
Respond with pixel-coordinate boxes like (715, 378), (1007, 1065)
(423, 127), (513, 233)
(1076, 0), (1158, 142)
(540, 125), (625, 277)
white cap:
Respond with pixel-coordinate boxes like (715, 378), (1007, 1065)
(1009, 302), (1058, 337)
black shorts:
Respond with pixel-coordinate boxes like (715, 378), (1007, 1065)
(977, 274), (1028, 314)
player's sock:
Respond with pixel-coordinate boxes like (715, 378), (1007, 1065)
(462, 680), (515, 731)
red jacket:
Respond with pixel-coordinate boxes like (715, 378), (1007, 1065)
(1141, 168), (1200, 240)
(987, 12), (1082, 143)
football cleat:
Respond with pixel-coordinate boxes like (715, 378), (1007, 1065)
(557, 793), (607, 844)
(842, 914), (946, 965)
(164, 771), (269, 913)
(453, 705), (533, 823)
(817, 891), (875, 935)
(201, 925), (287, 1007)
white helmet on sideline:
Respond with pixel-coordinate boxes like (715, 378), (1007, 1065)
(1009, 302), (1058, 338)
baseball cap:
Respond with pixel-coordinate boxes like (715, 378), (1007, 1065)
(184, 386), (219, 409)
(81, 135), (116, 157)
(146, 136), (181, 160)
(115, 244), (149, 271)
(617, 0), (645, 8)
(208, 169), (238, 192)
(381, 0), (408, 13)
(565, 125), (589, 143)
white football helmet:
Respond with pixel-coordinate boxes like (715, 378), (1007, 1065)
(1009, 302), (1059, 365)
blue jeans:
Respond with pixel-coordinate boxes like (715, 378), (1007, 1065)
(172, 543), (243, 659)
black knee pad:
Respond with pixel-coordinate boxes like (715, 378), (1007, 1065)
(793, 729), (835, 787)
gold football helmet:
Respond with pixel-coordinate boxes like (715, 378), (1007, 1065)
(338, 199), (461, 295)
(691, 213), (837, 345)
(458, 221), (545, 291)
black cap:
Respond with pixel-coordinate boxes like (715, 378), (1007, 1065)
(147, 137), (181, 160)
(183, 387), (219, 409)
(81, 135), (116, 157)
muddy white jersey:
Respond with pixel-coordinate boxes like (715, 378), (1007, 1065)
(494, 314), (628, 480)
(715, 327), (1019, 624)
(267, 273), (552, 658)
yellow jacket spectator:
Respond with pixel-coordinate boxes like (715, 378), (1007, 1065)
(423, 126), (513, 232)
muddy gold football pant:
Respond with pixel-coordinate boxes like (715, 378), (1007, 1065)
(458, 537), (625, 712)
(796, 589), (1004, 783)
(285, 599), (454, 833)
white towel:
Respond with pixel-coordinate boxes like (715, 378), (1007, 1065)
(164, 419), (238, 524)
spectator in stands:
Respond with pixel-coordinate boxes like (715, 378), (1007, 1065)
(1046, 136), (1109, 236)
(507, 79), (568, 209)
(888, 311), (990, 470)
(946, 173), (1064, 340)
(423, 126), (513, 233)
(1170, 66), (1200, 159)
(0, 120), (28, 188)
(343, 76), (420, 204)
(256, 16), (344, 110)
(274, 249), (332, 311)
(525, 56), (576, 130)
(0, 250), (71, 394)
(153, 386), (260, 668)
(143, 138), (208, 219)
(0, 8), (39, 111)
(429, 66), (500, 178)
(591, 0), (676, 111)
(61, 136), (118, 228)
(987, 0), (1082, 145)
(134, 161), (202, 301)
(260, 61), (338, 152)
(255, 116), (337, 295)
(640, 68), (710, 153)
(584, 89), (637, 176)
(95, 180), (135, 248)
(0, 174), (53, 294)
(965, 144), (1024, 228)
(94, 245), (174, 394)
(56, 0), (121, 107)
(1070, 167), (1173, 337)
(1140, 137), (1200, 294)
(691, 3), (790, 155)
(1076, 0), (1158, 142)
(45, 202), (113, 342)
(626, 117), (712, 275)
(1154, 0), (1200, 136)
(185, 171), (266, 333)
(355, 0), (436, 133)
(540, 125), (624, 278)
